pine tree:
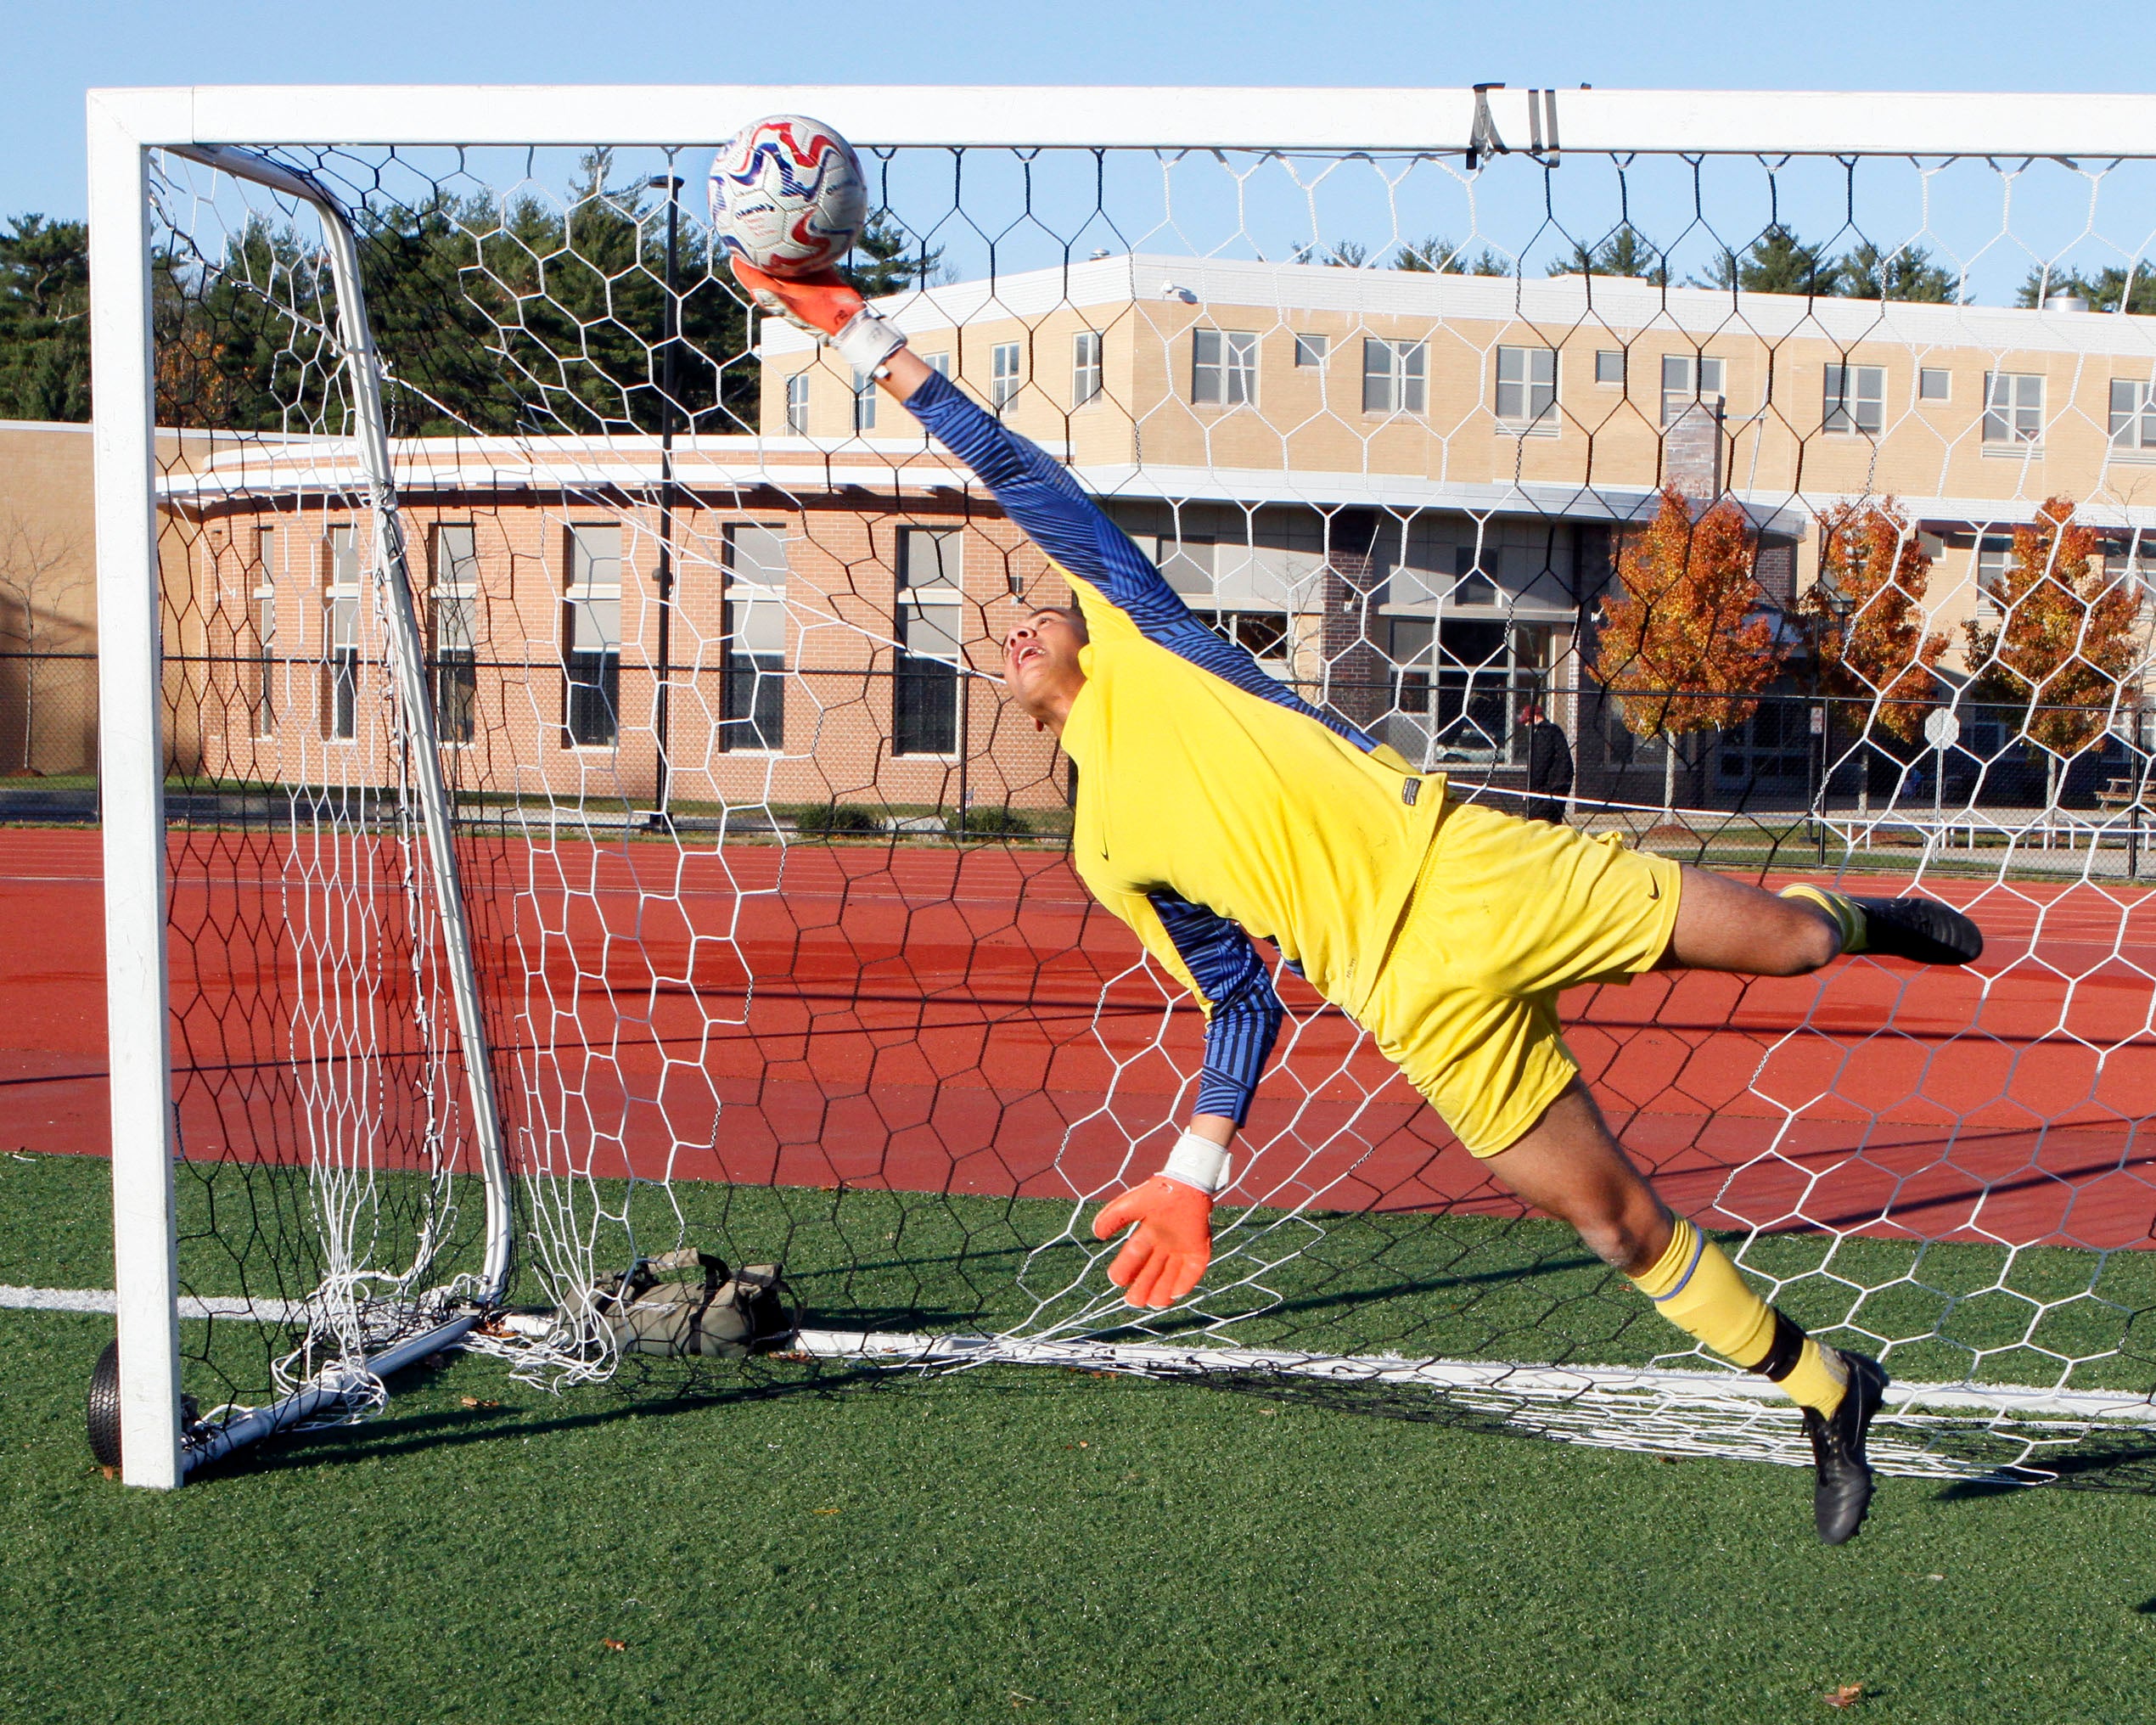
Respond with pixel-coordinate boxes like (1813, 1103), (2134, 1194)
(2014, 263), (2156, 313)
(1837, 241), (1958, 303)
(1395, 234), (1466, 273)
(1698, 224), (1838, 296)
(0, 216), (89, 422)
(842, 213), (945, 297)
(1593, 486), (1786, 819)
(1548, 226), (1667, 284)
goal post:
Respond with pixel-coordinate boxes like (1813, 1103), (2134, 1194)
(87, 83), (2156, 1487)
(92, 113), (519, 1485)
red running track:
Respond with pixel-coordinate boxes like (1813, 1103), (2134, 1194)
(6, 826), (2154, 1250)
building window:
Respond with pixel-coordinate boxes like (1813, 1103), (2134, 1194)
(2109, 379), (2156, 452)
(1976, 536), (2016, 598)
(896, 526), (963, 756)
(432, 524), (479, 745)
(563, 523), (621, 748)
(1383, 616), (1549, 763)
(1983, 372), (2044, 446)
(1362, 337), (1428, 414)
(1294, 333), (1329, 368)
(1595, 349), (1625, 385)
(1451, 545), (1496, 606)
(324, 525), (360, 741)
(1823, 362), (1885, 435)
(1190, 608), (1291, 676)
(721, 523), (789, 752)
(852, 366), (878, 432)
(1192, 329), (1259, 407)
(991, 341), (1022, 411)
(1919, 368), (1951, 403)
(784, 372), (810, 435)
(1156, 534), (1214, 596)
(1715, 697), (1814, 789)
(924, 351), (952, 378)
(1660, 353), (1725, 425)
(1071, 330), (1103, 407)
(1496, 346), (1558, 430)
(251, 526), (276, 739)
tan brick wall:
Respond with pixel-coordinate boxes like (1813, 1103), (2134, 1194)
(168, 480), (1070, 816)
(760, 265), (2155, 691)
(0, 423), (98, 774)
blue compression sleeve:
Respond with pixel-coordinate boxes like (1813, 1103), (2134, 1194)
(1148, 891), (1284, 1127)
(902, 368), (1379, 753)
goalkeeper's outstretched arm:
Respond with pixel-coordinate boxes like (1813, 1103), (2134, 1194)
(733, 260), (1272, 1306)
(733, 260), (1379, 752)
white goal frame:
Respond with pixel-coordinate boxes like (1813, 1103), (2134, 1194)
(87, 82), (2156, 1488)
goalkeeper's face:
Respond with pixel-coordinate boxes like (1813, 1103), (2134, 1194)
(1002, 604), (1089, 733)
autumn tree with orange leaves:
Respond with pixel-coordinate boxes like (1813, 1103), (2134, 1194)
(1594, 486), (1786, 820)
(1964, 495), (2146, 801)
(1796, 497), (1949, 810)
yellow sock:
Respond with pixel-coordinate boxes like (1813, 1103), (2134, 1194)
(1628, 1217), (1848, 1417)
(1779, 884), (1867, 955)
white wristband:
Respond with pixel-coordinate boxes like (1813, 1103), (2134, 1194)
(831, 305), (907, 374)
(1160, 1129), (1232, 1196)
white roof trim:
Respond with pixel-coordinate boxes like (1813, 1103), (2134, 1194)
(761, 252), (2156, 359)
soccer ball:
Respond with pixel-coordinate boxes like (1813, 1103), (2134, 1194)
(707, 114), (868, 278)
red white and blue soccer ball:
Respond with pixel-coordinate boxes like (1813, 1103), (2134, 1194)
(708, 114), (868, 278)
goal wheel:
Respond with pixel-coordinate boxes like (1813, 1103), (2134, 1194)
(87, 1340), (121, 1469)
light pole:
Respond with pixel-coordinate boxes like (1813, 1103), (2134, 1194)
(645, 171), (683, 830)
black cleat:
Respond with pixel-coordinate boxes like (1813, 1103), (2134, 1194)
(1850, 896), (1984, 966)
(1803, 1350), (1889, 1545)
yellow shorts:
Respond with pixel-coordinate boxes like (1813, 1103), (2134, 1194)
(1357, 799), (1684, 1158)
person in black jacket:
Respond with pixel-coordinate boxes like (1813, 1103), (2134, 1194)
(1519, 702), (1574, 823)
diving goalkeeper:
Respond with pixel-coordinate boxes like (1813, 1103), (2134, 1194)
(738, 261), (1983, 1546)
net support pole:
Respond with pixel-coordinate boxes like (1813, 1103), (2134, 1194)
(169, 144), (517, 1301)
(87, 92), (184, 1490)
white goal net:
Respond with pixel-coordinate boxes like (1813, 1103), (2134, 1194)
(92, 86), (2156, 1487)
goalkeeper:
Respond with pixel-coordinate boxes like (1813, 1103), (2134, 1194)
(738, 261), (1983, 1546)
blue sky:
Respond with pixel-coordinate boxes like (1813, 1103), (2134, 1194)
(8, 0), (2156, 221)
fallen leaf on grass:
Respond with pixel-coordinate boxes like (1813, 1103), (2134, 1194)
(458, 1396), (502, 1410)
(99, 1465), (116, 1482)
(602, 1638), (627, 1653)
(813, 1507), (842, 1514)
(1824, 1683), (1864, 1709)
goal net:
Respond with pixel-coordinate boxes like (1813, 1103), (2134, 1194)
(94, 87), (2156, 1486)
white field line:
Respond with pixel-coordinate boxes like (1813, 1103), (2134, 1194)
(15, 1289), (2151, 1434)
(792, 1328), (2156, 1425)
(0, 1285), (312, 1324)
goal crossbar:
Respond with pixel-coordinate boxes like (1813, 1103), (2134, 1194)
(87, 84), (2156, 160)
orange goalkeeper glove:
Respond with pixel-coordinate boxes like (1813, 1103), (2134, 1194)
(731, 258), (861, 335)
(731, 258), (906, 373)
(1092, 1130), (1231, 1309)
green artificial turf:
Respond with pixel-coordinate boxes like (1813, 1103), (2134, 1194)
(8, 1150), (2153, 1403)
(6, 1307), (2156, 1724)
(12, 1148), (2156, 1721)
